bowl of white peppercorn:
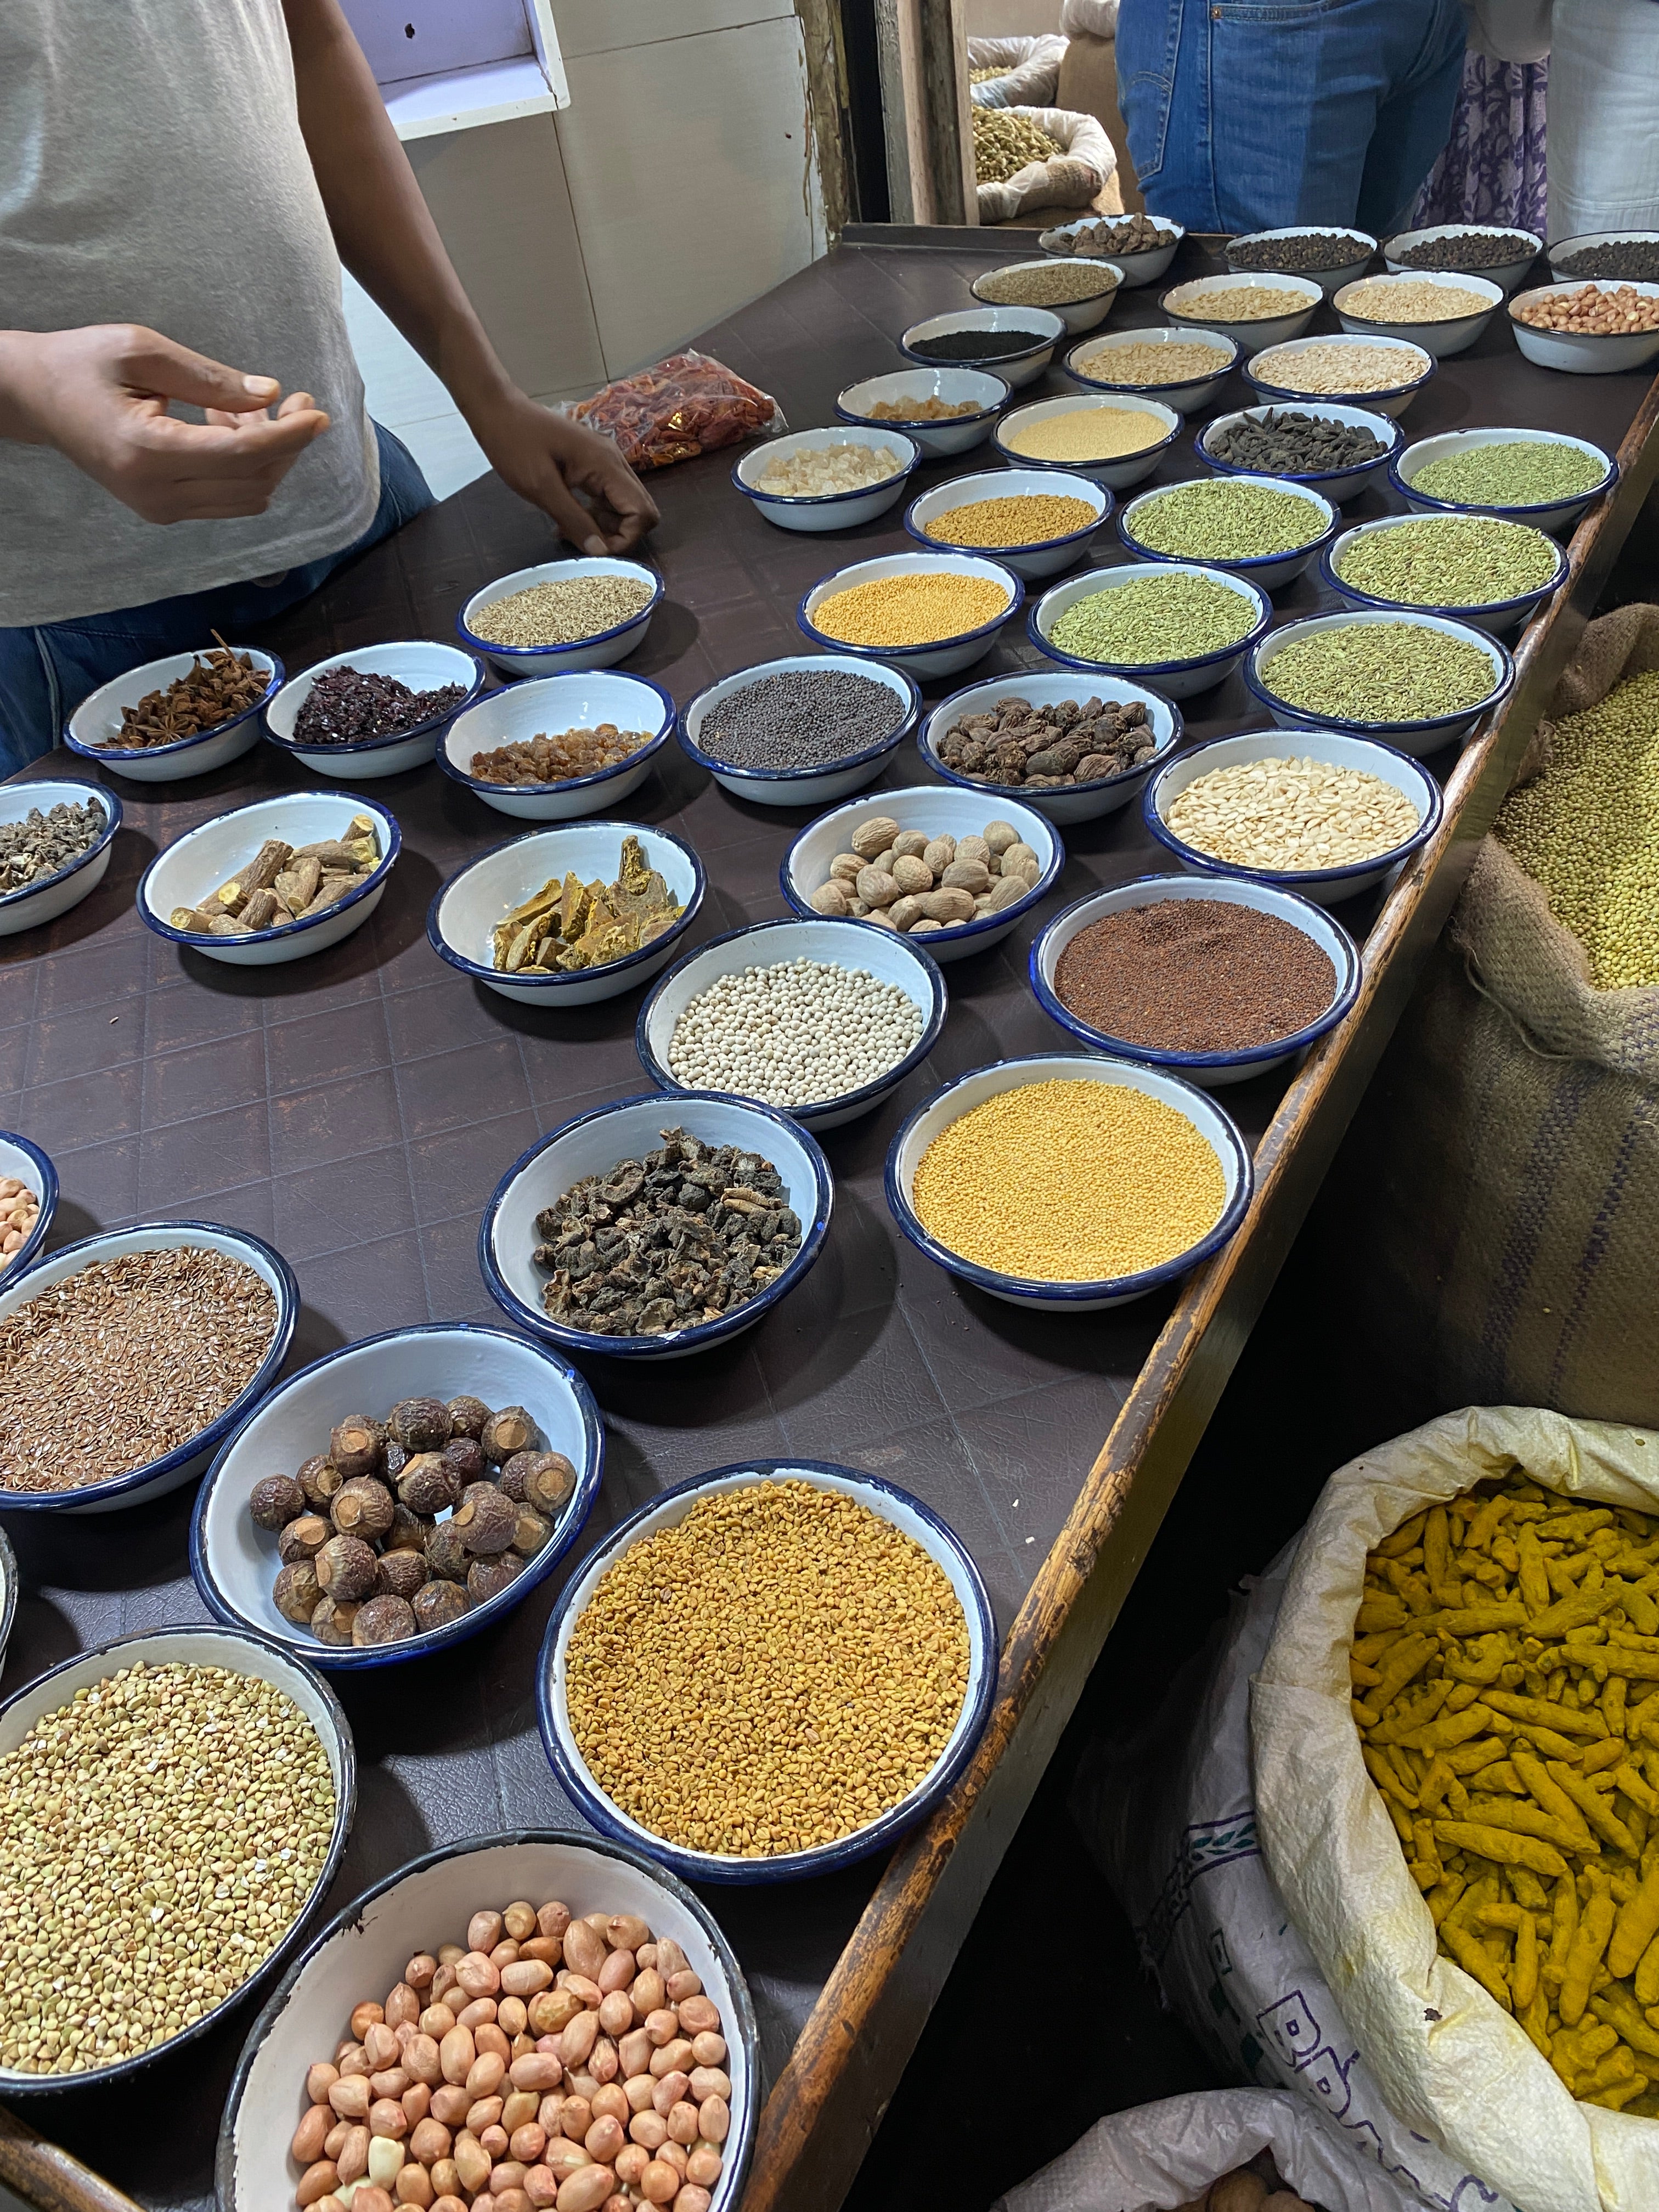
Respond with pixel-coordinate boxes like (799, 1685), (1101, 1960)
(0, 1130), (56, 1285)
(218, 1829), (760, 2212)
(635, 918), (947, 1132)
(190, 1323), (604, 1670)
(0, 1624), (354, 2090)
(781, 787), (1062, 962)
(679, 654), (919, 807)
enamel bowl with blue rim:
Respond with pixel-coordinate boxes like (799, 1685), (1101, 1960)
(1224, 225), (1376, 300)
(920, 668), (1181, 826)
(1163, 271), (1322, 349)
(678, 653), (917, 808)
(797, 551), (1023, 681)
(1391, 426), (1618, 537)
(1246, 607), (1513, 755)
(905, 466), (1110, 581)
(1118, 471), (1338, 594)
(1029, 561), (1271, 701)
(1064, 325), (1238, 414)
(1334, 268), (1503, 359)
(65, 647), (281, 782)
(458, 558), (662, 679)
(1040, 213), (1183, 286)
(834, 367), (1008, 456)
(537, 1459), (996, 1880)
(898, 306), (1065, 388)
(1383, 222), (1542, 296)
(1323, 512), (1568, 639)
(439, 670), (677, 820)
(191, 1323), (603, 1671)
(732, 425), (919, 533)
(264, 642), (484, 778)
(971, 256), (1121, 333)
(0, 780), (121, 937)
(1243, 332), (1434, 420)
(992, 392), (1181, 492)
(0, 1130), (56, 1283)
(1196, 401), (1402, 507)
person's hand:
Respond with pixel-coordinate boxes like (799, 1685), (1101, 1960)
(468, 391), (659, 555)
(0, 324), (330, 522)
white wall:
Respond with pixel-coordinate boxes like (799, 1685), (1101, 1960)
(965, 0), (1060, 35)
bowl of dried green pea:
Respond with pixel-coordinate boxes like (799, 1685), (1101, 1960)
(1325, 513), (1568, 636)
(904, 468), (1111, 579)
(885, 1052), (1251, 1310)
(1392, 426), (1618, 537)
(537, 1459), (995, 1880)
(1246, 608), (1513, 752)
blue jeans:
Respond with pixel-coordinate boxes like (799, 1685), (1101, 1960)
(1117, 0), (1468, 237)
(0, 422), (435, 776)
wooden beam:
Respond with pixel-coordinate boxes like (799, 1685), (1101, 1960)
(795, 0), (854, 236)
(871, 0), (974, 227)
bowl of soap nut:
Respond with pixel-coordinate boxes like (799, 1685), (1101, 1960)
(138, 791), (399, 967)
(0, 1131), (55, 1284)
(191, 1323), (604, 1669)
(217, 1828), (760, 2212)
(65, 642), (281, 782)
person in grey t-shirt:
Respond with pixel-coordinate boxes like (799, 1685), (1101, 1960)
(0, 0), (658, 771)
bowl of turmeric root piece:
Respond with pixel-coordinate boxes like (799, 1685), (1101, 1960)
(139, 792), (399, 967)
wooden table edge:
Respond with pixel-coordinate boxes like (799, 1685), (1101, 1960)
(740, 372), (1659, 2212)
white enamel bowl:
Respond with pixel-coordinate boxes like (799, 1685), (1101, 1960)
(1163, 272), (1322, 349)
(1119, 472), (1336, 593)
(1066, 326), (1239, 415)
(1224, 227), (1376, 300)
(899, 306), (1066, 389)
(480, 1093), (832, 1362)
(1333, 270), (1503, 359)
(538, 1461), (995, 1880)
(218, 1832), (759, 2212)
(781, 785), (1061, 962)
(1243, 334), (1434, 420)
(427, 820), (704, 1008)
(1383, 223), (1543, 295)
(971, 258), (1121, 334)
(834, 368), (1009, 456)
(1548, 232), (1659, 284)
(1196, 402), (1402, 506)
(1391, 426), (1618, 537)
(0, 1130), (56, 1284)
(797, 550), (1023, 680)
(636, 917), (947, 1132)
(920, 670), (1181, 826)
(992, 392), (1182, 490)
(138, 790), (398, 967)
(885, 1053), (1252, 1310)
(0, 1222), (297, 1514)
(0, 1524), (14, 1678)
(1030, 873), (1361, 1085)
(1040, 215), (1183, 287)
(65, 648), (280, 782)
(1508, 280), (1659, 374)
(1144, 726), (1443, 905)
(438, 670), (677, 819)
(1246, 607), (1513, 755)
(458, 558), (662, 678)
(905, 467), (1110, 580)
(0, 1627), (352, 2095)
(732, 425), (919, 532)
(191, 1323), (603, 1672)
(1323, 513), (1568, 638)
(679, 654), (917, 808)
(0, 780), (121, 936)
(263, 642), (484, 778)
(1029, 562), (1271, 700)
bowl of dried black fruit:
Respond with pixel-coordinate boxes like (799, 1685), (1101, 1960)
(481, 1099), (833, 1361)
(266, 644), (485, 778)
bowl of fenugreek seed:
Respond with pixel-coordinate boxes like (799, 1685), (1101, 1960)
(66, 644), (281, 782)
(538, 1460), (995, 1881)
(0, 1624), (353, 2087)
(0, 1221), (298, 1513)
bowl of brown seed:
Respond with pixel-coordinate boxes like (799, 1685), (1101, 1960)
(0, 1221), (299, 1513)
(0, 781), (122, 938)
(65, 642), (281, 782)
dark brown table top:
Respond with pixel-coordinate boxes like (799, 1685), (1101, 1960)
(2, 233), (1654, 2211)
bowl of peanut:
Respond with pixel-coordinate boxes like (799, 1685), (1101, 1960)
(219, 1830), (759, 2212)
(0, 1131), (54, 1285)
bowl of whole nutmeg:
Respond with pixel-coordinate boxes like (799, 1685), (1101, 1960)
(191, 1323), (604, 1668)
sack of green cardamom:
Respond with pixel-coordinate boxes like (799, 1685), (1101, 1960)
(1331, 602), (1659, 1425)
(974, 104), (1114, 223)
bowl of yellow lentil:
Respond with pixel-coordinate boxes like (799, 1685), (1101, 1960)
(994, 392), (1182, 489)
(536, 1459), (996, 1881)
(797, 551), (1023, 679)
(1065, 326), (1239, 414)
(885, 1054), (1252, 1310)
(0, 1624), (354, 2089)
(904, 468), (1111, 579)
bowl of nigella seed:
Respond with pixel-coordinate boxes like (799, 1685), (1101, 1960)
(679, 654), (919, 807)
(898, 307), (1066, 389)
(265, 644), (485, 778)
(1195, 402), (1402, 506)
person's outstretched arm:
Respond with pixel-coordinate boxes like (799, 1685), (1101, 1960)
(281, 0), (658, 555)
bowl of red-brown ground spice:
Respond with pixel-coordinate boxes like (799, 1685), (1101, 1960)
(1029, 872), (1361, 1085)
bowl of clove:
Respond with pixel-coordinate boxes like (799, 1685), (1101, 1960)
(65, 641), (281, 782)
(138, 792), (400, 967)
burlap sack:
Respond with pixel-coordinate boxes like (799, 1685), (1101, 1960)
(1251, 1404), (1659, 2212)
(977, 106), (1114, 223)
(1330, 605), (1659, 1427)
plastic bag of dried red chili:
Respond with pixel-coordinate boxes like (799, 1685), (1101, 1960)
(561, 350), (787, 470)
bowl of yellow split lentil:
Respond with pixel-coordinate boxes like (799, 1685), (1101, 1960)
(797, 550), (1024, 679)
(885, 1053), (1252, 1310)
(536, 1459), (996, 1881)
(994, 391), (1182, 490)
(904, 467), (1111, 579)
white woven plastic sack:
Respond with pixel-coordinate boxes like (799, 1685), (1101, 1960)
(1253, 1406), (1659, 2212)
(1059, 0), (1121, 36)
(968, 33), (1067, 109)
(996, 2089), (1431, 2212)
(1073, 1551), (1514, 2212)
(977, 105), (1114, 224)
